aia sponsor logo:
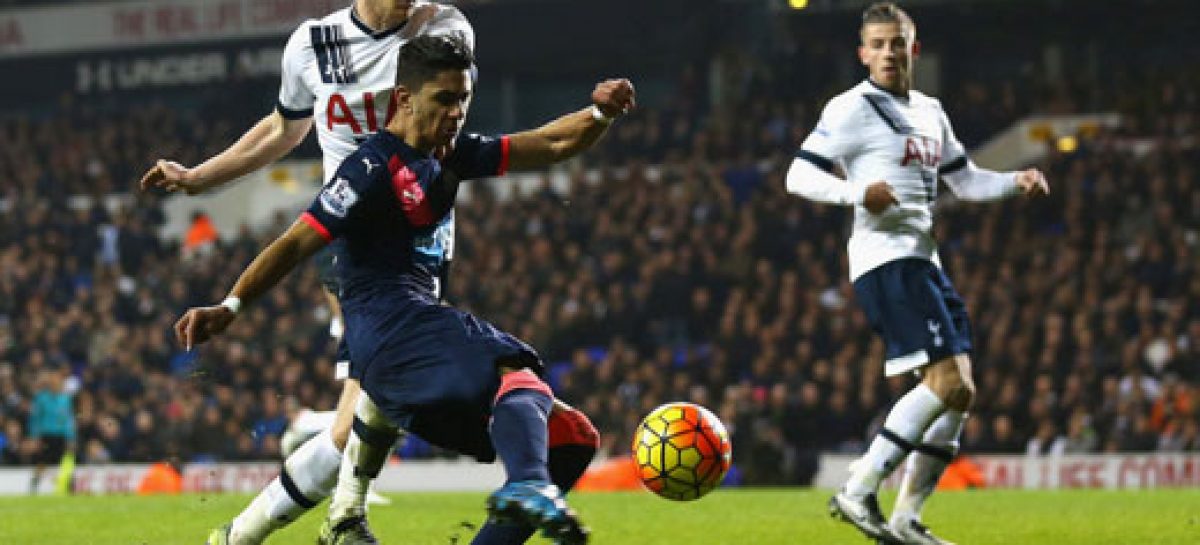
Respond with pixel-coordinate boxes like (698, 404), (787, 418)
(326, 91), (397, 134)
(901, 135), (941, 168)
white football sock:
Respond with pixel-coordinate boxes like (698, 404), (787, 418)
(228, 429), (342, 545)
(892, 410), (965, 522)
(281, 410), (338, 457)
(329, 394), (399, 524)
(845, 384), (945, 498)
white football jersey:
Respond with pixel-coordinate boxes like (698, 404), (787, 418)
(277, 1), (475, 183)
(799, 80), (969, 280)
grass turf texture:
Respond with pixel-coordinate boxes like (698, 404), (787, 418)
(0, 488), (1196, 544)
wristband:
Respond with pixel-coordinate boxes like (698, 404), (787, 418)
(220, 296), (242, 314)
(590, 105), (615, 125)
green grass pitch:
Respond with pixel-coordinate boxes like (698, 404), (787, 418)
(1, 488), (1196, 544)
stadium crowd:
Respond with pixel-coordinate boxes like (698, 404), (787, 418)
(0, 59), (1197, 488)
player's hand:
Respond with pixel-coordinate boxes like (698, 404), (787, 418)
(1015, 168), (1049, 198)
(592, 78), (636, 118)
(862, 180), (899, 214)
(174, 305), (236, 350)
(140, 159), (207, 195)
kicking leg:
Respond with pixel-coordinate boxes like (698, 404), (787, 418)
(485, 369), (588, 545)
(472, 400), (598, 545)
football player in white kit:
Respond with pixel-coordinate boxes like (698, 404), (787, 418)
(785, 3), (1048, 544)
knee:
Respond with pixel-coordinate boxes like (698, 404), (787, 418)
(937, 376), (976, 412)
(495, 368), (553, 404)
(925, 362), (976, 412)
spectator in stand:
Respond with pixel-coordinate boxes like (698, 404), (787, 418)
(182, 211), (219, 260)
(1026, 420), (1065, 456)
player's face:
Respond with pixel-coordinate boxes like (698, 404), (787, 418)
(859, 22), (918, 92)
(410, 69), (473, 149)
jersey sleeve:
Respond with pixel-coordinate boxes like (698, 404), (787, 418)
(798, 96), (859, 169)
(934, 101), (1019, 201)
(301, 149), (385, 241)
(277, 22), (316, 119)
(444, 133), (510, 180)
(936, 101), (968, 169)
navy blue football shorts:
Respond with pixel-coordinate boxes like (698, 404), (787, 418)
(347, 300), (542, 462)
(314, 245), (340, 294)
(852, 258), (973, 376)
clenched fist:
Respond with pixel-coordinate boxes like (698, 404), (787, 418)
(592, 78), (636, 119)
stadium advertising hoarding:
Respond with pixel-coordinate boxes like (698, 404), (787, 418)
(0, 0), (342, 58)
(4, 454), (1199, 495)
(819, 454), (1200, 491)
(1, 39), (284, 103)
(2, 461), (505, 495)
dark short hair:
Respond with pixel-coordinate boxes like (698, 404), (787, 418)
(861, 2), (915, 34)
(395, 34), (475, 90)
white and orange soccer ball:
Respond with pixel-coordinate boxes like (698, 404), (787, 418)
(632, 402), (732, 501)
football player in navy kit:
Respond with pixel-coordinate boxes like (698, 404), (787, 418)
(176, 35), (634, 545)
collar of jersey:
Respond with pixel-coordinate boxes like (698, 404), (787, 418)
(375, 130), (432, 165)
(865, 78), (910, 100)
(350, 4), (408, 40)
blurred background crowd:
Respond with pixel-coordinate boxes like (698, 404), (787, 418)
(0, 0), (1197, 486)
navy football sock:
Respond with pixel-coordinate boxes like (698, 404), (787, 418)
(471, 443), (596, 545)
(490, 388), (552, 483)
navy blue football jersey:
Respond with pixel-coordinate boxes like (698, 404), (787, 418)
(301, 130), (509, 303)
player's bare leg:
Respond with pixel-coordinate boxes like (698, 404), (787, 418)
(886, 355), (973, 545)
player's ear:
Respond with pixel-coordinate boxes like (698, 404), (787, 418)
(395, 85), (414, 114)
(858, 45), (870, 67)
(912, 40), (922, 59)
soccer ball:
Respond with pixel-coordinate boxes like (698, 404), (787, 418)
(632, 402), (732, 501)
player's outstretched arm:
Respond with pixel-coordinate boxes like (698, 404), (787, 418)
(940, 160), (1049, 201)
(140, 111), (313, 195)
(174, 219), (327, 349)
(505, 78), (636, 171)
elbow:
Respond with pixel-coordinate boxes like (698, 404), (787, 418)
(267, 115), (308, 153)
(548, 140), (580, 163)
(783, 162), (807, 196)
(279, 125), (308, 152)
(285, 131), (307, 150)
